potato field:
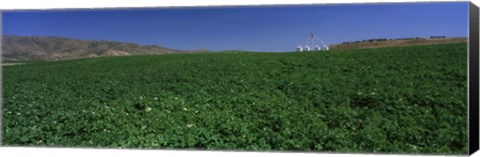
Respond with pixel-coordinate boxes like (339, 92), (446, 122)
(2, 43), (468, 154)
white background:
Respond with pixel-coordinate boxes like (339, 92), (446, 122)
(0, 0), (478, 157)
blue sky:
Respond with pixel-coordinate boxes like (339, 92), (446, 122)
(2, 2), (468, 52)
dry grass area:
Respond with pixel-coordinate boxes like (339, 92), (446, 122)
(329, 37), (467, 50)
(2, 63), (25, 66)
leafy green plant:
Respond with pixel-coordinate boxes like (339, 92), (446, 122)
(2, 43), (468, 154)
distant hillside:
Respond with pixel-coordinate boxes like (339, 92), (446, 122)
(1, 35), (198, 61)
(329, 37), (467, 50)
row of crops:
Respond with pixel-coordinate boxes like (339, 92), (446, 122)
(2, 43), (468, 154)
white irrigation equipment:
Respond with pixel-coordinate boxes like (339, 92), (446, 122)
(296, 45), (304, 52)
(297, 32), (329, 52)
(304, 45), (311, 51)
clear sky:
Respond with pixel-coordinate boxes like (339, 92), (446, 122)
(1, 2), (468, 52)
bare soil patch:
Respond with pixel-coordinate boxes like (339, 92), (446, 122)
(329, 37), (467, 50)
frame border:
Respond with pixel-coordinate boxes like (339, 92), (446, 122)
(469, 1), (479, 155)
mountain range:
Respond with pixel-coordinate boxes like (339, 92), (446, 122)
(1, 35), (207, 61)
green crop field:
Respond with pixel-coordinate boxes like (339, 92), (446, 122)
(1, 43), (468, 154)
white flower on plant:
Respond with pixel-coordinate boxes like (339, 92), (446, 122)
(146, 107), (152, 112)
(153, 97), (158, 101)
(186, 124), (194, 128)
(183, 107), (187, 111)
(140, 96), (144, 100)
(411, 145), (417, 150)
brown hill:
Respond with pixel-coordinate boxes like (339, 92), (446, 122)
(329, 37), (467, 50)
(1, 35), (186, 61)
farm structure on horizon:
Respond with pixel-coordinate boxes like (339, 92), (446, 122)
(297, 32), (329, 52)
